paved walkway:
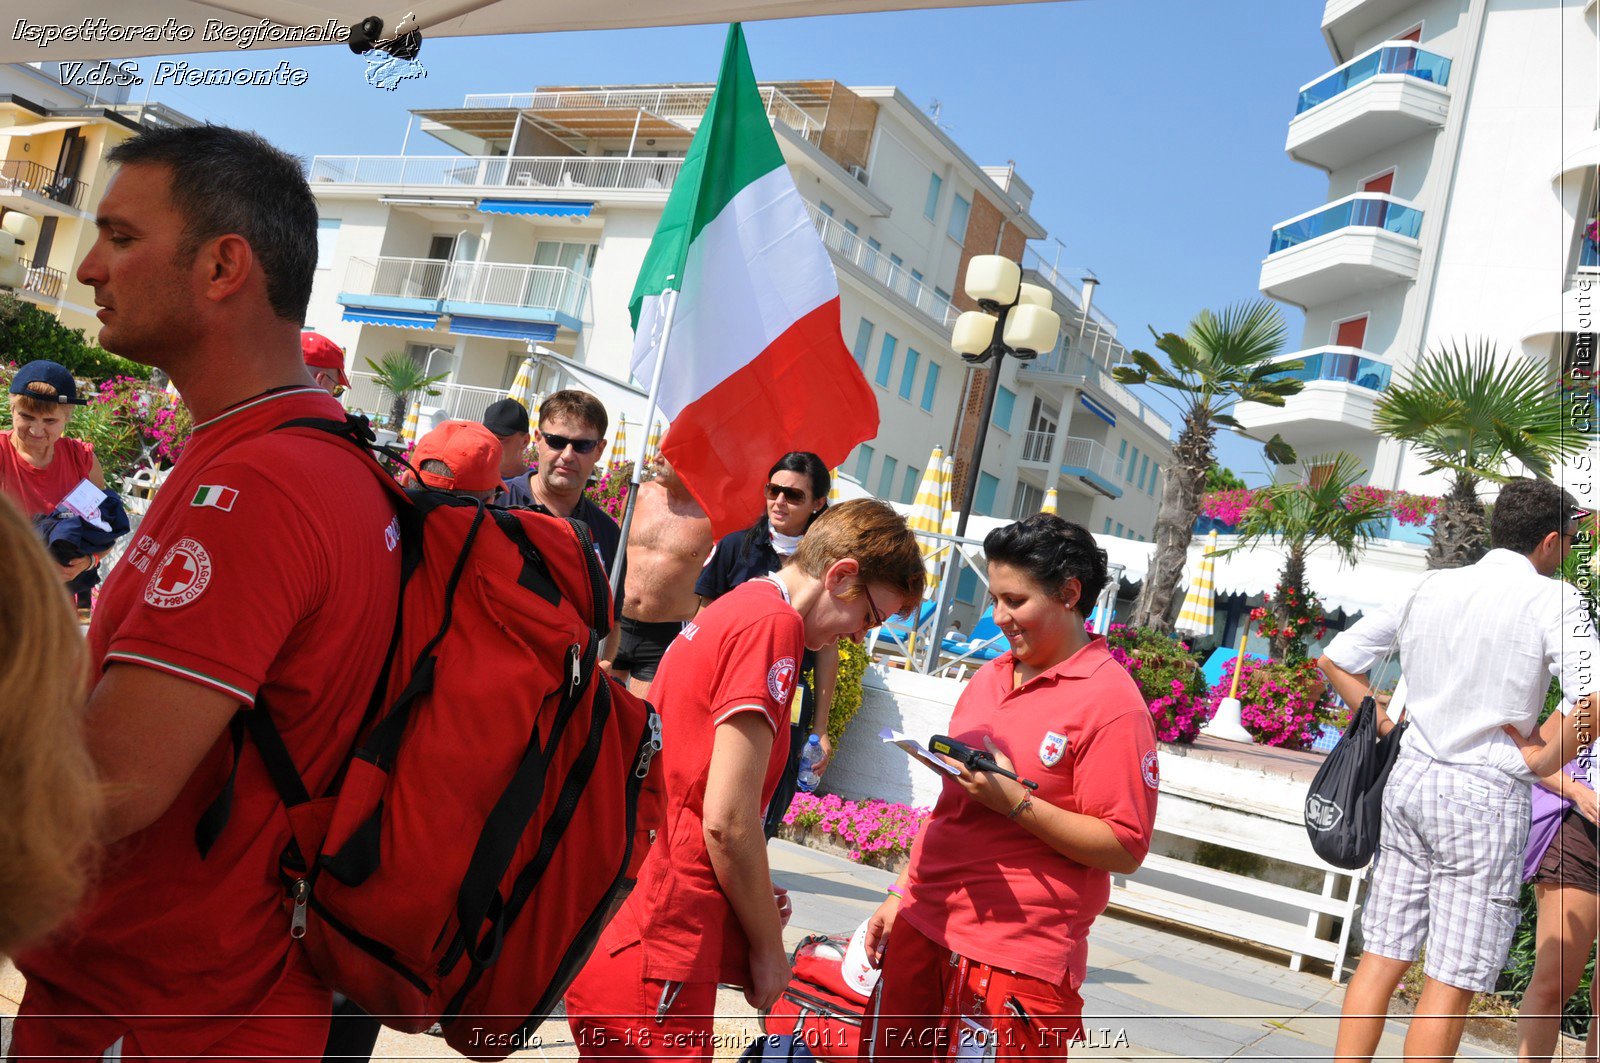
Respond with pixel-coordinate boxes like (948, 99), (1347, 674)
(0, 840), (1513, 1060)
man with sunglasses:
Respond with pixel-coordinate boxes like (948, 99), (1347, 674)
(300, 331), (349, 398)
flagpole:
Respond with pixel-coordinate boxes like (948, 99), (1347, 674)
(609, 281), (678, 599)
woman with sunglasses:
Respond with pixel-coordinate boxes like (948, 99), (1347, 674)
(860, 514), (1159, 1060)
(696, 451), (839, 834)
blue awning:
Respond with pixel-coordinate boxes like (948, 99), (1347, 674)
(1079, 393), (1118, 426)
(477, 199), (594, 218)
(448, 317), (558, 343)
(341, 307), (439, 330)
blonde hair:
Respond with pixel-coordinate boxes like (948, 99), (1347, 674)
(791, 498), (926, 603)
(9, 382), (72, 418)
(0, 493), (99, 956)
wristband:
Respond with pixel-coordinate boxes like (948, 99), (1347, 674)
(1006, 793), (1032, 820)
(885, 885), (904, 899)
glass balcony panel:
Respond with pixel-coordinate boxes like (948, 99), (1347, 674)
(1295, 44), (1452, 115)
(1268, 196), (1422, 254)
(1267, 348), (1392, 391)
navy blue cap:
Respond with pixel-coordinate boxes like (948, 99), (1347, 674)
(8, 360), (86, 405)
(483, 397), (530, 437)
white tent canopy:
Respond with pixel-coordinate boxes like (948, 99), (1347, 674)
(0, 0), (1057, 64)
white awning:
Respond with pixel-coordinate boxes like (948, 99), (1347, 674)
(1552, 130), (1600, 189)
(0, 118), (89, 139)
(1521, 282), (1598, 343)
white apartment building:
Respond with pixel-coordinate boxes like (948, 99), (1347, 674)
(305, 81), (1174, 556)
(1240, 0), (1598, 516)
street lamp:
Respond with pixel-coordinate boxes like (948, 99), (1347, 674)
(949, 255), (1061, 539)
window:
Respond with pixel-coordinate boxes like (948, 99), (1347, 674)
(974, 472), (1000, 515)
(818, 201), (835, 217)
(934, 286), (951, 303)
(854, 444), (875, 484)
(1103, 517), (1113, 534)
(920, 362), (940, 412)
(1149, 463), (1159, 496)
(1137, 455), (1149, 490)
(947, 194), (971, 242)
(1012, 482), (1044, 520)
(867, 237), (882, 254)
(1117, 439), (1128, 477)
(1126, 446), (1140, 483)
(878, 456), (899, 499)
(901, 466), (921, 505)
(316, 219), (340, 269)
(889, 253), (904, 271)
(875, 334), (898, 388)
(844, 220), (859, 236)
(924, 172), (943, 220)
(993, 386), (1017, 432)
(534, 240), (597, 276)
(1115, 522), (1125, 537)
(899, 349), (920, 400)
(852, 318), (874, 368)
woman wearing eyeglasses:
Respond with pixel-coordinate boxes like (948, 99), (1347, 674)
(860, 514), (1159, 1060)
(696, 452), (839, 835)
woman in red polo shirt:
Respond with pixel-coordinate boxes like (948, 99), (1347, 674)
(565, 498), (926, 1060)
(862, 513), (1159, 1060)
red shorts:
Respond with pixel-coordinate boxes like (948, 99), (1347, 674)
(564, 939), (722, 1060)
(862, 918), (1084, 1061)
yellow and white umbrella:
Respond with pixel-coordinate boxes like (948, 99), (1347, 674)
(1040, 487), (1058, 515)
(610, 418), (629, 470)
(645, 420), (663, 466)
(400, 399), (421, 446)
(506, 357), (536, 406)
(828, 467), (845, 504)
(1175, 528), (1219, 636)
(907, 448), (951, 594)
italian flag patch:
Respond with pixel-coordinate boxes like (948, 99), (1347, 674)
(191, 485), (238, 511)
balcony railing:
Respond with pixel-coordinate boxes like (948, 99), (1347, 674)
(1021, 348), (1173, 439)
(346, 371), (512, 428)
(1296, 42), (1452, 114)
(1268, 194), (1423, 255)
(1020, 429), (1054, 463)
(342, 257), (589, 319)
(1267, 346), (1393, 391)
(21, 264), (65, 299)
(0, 159), (84, 209)
(308, 154), (684, 193)
(461, 85), (823, 142)
(1060, 436), (1125, 484)
(806, 205), (959, 329)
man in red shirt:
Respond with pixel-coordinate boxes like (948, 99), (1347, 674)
(10, 125), (400, 1062)
(565, 499), (927, 1059)
(301, 331), (351, 396)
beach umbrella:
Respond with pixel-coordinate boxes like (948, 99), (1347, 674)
(907, 447), (950, 595)
(828, 467), (844, 504)
(645, 420), (663, 465)
(1175, 528), (1219, 637)
(1040, 488), (1058, 515)
(610, 418), (629, 470)
(400, 398), (421, 446)
(506, 357), (536, 406)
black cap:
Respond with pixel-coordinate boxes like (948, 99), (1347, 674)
(483, 398), (530, 437)
(8, 360), (86, 405)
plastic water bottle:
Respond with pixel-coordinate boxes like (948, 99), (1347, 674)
(796, 735), (823, 793)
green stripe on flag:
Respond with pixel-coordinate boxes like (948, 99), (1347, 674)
(628, 23), (787, 330)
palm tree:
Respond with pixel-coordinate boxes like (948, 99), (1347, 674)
(1373, 340), (1595, 569)
(1228, 453), (1390, 658)
(365, 353), (449, 430)
(1113, 301), (1304, 632)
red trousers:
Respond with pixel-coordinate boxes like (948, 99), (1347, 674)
(564, 938), (723, 1060)
(862, 918), (1084, 1061)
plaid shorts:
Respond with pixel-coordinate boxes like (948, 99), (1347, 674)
(1361, 749), (1531, 993)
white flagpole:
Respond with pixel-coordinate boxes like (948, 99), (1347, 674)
(609, 281), (679, 598)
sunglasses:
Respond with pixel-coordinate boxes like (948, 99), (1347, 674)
(330, 384), (347, 398)
(764, 482), (809, 504)
(541, 432), (603, 455)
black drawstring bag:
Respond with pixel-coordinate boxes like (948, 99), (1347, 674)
(1304, 695), (1408, 869)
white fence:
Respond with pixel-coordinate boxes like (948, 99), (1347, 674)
(308, 154), (684, 193)
(807, 205), (960, 330)
(342, 257), (589, 319)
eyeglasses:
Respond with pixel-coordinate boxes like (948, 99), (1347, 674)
(764, 482), (808, 504)
(540, 432), (603, 455)
(330, 384), (347, 398)
(860, 587), (888, 630)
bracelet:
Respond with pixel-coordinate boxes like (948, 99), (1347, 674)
(1006, 793), (1032, 820)
(885, 885), (904, 899)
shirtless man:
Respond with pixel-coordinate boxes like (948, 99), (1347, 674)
(611, 458), (713, 697)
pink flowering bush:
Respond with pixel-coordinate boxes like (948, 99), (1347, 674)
(1104, 624), (1210, 743)
(1202, 485), (1440, 532)
(1200, 488), (1257, 528)
(781, 793), (929, 868)
(1207, 656), (1335, 750)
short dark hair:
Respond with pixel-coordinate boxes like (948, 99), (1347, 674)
(1490, 478), (1580, 554)
(107, 125), (318, 323)
(538, 389), (608, 437)
(769, 452), (831, 503)
(983, 513), (1109, 615)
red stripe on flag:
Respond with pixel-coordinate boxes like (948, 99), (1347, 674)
(660, 297), (878, 539)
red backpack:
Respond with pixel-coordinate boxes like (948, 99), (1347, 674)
(199, 416), (663, 1059)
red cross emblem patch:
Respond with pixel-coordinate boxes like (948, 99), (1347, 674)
(144, 537), (213, 609)
(1039, 731), (1068, 767)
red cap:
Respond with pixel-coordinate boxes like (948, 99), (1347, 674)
(413, 421), (503, 493)
(300, 332), (350, 387)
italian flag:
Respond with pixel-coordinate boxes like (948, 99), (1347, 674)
(629, 23), (878, 538)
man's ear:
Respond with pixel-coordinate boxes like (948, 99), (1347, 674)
(823, 557), (860, 593)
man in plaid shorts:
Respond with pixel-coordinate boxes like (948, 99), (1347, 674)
(1318, 479), (1597, 1062)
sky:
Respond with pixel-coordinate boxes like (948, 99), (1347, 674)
(108, 0), (1336, 481)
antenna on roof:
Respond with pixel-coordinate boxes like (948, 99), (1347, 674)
(927, 98), (953, 132)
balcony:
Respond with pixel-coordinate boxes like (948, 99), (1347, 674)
(0, 159), (85, 217)
(1236, 346), (1393, 445)
(346, 371), (511, 428)
(1260, 194), (1423, 307)
(18, 264), (65, 301)
(1018, 347), (1173, 439)
(806, 205), (959, 330)
(308, 154), (683, 197)
(1020, 429), (1054, 464)
(339, 257), (589, 336)
(460, 85), (824, 144)
(1059, 437), (1124, 499)
(1288, 44), (1451, 170)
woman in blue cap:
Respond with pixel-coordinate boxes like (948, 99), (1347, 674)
(2, 360), (104, 579)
